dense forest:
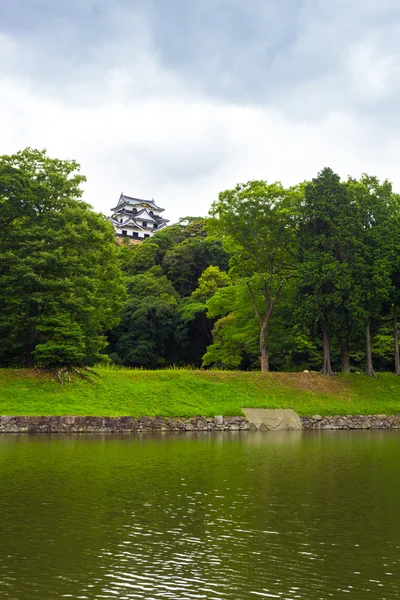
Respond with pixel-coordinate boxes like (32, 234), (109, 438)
(1, 148), (400, 376)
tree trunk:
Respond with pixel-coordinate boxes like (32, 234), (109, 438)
(365, 316), (376, 377)
(394, 306), (400, 375)
(24, 315), (36, 368)
(24, 347), (34, 368)
(321, 315), (334, 376)
(246, 279), (285, 374)
(259, 321), (270, 373)
(340, 340), (350, 373)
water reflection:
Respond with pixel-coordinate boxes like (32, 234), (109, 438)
(0, 432), (399, 599)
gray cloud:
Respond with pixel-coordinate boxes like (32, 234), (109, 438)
(1, 0), (400, 222)
(3, 0), (400, 114)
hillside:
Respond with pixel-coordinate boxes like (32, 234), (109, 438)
(1, 368), (400, 417)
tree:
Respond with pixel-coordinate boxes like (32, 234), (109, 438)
(163, 236), (229, 297)
(391, 268), (400, 375)
(347, 176), (399, 376)
(0, 164), (36, 230)
(297, 168), (358, 375)
(190, 265), (231, 302)
(119, 218), (229, 297)
(0, 148), (125, 368)
(180, 266), (231, 366)
(200, 276), (312, 371)
(119, 224), (187, 277)
(123, 241), (159, 275)
(208, 180), (300, 371)
(113, 219), (230, 368)
(110, 270), (181, 367)
(201, 282), (259, 369)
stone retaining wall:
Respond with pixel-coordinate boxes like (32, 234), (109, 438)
(1, 414), (400, 433)
(0, 415), (250, 433)
(301, 415), (400, 430)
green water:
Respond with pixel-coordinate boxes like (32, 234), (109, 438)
(0, 432), (399, 599)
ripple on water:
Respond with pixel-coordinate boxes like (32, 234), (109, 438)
(0, 432), (400, 599)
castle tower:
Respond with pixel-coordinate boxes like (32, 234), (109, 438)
(110, 193), (169, 241)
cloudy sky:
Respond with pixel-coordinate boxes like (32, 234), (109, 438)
(1, 0), (399, 223)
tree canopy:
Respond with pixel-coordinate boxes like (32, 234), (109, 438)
(2, 150), (400, 377)
(208, 180), (301, 371)
(0, 148), (125, 370)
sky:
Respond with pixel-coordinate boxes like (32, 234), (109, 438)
(1, 0), (400, 223)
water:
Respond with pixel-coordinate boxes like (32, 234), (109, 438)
(0, 432), (399, 599)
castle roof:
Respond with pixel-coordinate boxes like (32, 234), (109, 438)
(110, 217), (146, 231)
(110, 193), (165, 212)
(111, 208), (168, 223)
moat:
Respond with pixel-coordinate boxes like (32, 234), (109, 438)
(0, 431), (399, 599)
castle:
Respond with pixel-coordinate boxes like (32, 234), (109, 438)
(110, 193), (169, 241)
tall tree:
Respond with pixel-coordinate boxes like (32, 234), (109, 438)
(347, 176), (399, 376)
(391, 270), (400, 375)
(298, 168), (357, 375)
(209, 181), (300, 371)
(0, 148), (125, 368)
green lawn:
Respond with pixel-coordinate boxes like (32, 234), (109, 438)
(1, 368), (400, 417)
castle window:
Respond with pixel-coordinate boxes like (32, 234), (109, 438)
(122, 230), (127, 236)
(132, 232), (138, 239)
(142, 221), (147, 228)
(133, 208), (137, 213)
(144, 234), (150, 239)
(153, 223), (158, 229)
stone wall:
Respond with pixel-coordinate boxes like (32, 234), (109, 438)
(1, 414), (400, 433)
(301, 415), (400, 430)
(0, 415), (250, 433)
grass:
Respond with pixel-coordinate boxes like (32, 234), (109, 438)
(1, 368), (400, 417)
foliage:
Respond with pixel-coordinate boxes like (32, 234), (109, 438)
(112, 171), (400, 375)
(2, 149), (400, 377)
(163, 236), (229, 296)
(297, 168), (357, 375)
(181, 265), (231, 323)
(0, 148), (125, 368)
(110, 271), (180, 368)
(208, 180), (301, 371)
(190, 265), (231, 301)
(202, 282), (258, 369)
(346, 176), (399, 375)
(111, 219), (231, 368)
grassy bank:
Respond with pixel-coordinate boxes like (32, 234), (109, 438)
(1, 368), (400, 417)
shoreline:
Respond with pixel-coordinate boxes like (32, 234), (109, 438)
(1, 414), (400, 433)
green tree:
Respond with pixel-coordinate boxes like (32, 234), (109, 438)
(0, 148), (125, 368)
(112, 219), (229, 368)
(209, 180), (300, 371)
(163, 236), (229, 297)
(123, 241), (159, 275)
(120, 218), (229, 297)
(201, 277), (313, 371)
(0, 164), (36, 230)
(190, 265), (231, 302)
(347, 175), (399, 376)
(297, 168), (358, 375)
(202, 282), (259, 369)
(391, 266), (400, 375)
(111, 270), (181, 367)
(179, 266), (231, 366)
